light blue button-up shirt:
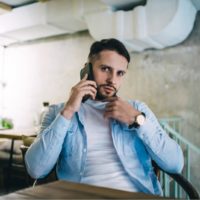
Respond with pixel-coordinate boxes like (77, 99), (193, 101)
(25, 100), (184, 195)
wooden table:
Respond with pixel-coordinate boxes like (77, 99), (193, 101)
(1, 180), (166, 199)
(0, 128), (36, 166)
(0, 128), (36, 140)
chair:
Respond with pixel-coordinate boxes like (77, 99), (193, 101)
(0, 138), (27, 192)
(165, 171), (199, 199)
(20, 144), (34, 186)
(152, 161), (199, 199)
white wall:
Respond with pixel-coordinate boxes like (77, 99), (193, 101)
(0, 46), (4, 115)
(2, 33), (94, 128)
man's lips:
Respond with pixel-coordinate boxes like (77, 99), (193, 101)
(102, 85), (116, 93)
(104, 86), (114, 91)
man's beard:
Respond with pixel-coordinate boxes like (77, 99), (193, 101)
(95, 84), (117, 101)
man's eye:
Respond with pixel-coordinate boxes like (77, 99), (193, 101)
(101, 67), (110, 72)
(118, 71), (125, 77)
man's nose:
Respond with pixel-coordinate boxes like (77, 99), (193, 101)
(107, 72), (117, 85)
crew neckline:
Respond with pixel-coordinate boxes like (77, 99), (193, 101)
(85, 99), (108, 110)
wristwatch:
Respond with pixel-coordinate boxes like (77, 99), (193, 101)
(129, 112), (146, 128)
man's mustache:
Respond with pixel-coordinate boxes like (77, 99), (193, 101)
(97, 84), (117, 93)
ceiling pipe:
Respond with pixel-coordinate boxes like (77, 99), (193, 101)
(0, 0), (199, 52)
(85, 0), (198, 51)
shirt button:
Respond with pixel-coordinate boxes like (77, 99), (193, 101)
(83, 148), (86, 153)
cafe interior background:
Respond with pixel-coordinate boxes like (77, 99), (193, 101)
(0, 0), (200, 195)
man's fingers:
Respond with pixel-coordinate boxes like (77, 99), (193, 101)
(81, 89), (96, 100)
(105, 107), (113, 112)
(81, 86), (97, 95)
(83, 80), (97, 88)
(81, 85), (97, 94)
(79, 79), (97, 89)
(81, 73), (88, 81)
(104, 110), (119, 119)
(80, 73), (95, 86)
(105, 104), (116, 112)
(105, 99), (120, 110)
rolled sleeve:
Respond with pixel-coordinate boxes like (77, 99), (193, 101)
(132, 101), (184, 173)
(136, 119), (156, 144)
(25, 104), (72, 179)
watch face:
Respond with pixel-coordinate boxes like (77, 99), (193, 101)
(137, 114), (145, 125)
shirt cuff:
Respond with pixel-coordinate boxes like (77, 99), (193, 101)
(136, 119), (156, 144)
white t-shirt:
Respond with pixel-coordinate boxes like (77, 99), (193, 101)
(81, 99), (139, 192)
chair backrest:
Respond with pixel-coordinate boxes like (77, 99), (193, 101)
(20, 135), (37, 186)
(152, 160), (199, 199)
(166, 171), (199, 199)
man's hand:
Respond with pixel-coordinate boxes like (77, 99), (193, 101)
(104, 97), (141, 125)
(61, 74), (97, 119)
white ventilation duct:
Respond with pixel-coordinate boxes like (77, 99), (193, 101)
(85, 0), (198, 51)
(0, 0), (109, 46)
(0, 0), (199, 51)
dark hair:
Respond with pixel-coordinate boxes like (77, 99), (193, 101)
(88, 38), (130, 63)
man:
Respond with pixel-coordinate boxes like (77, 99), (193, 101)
(25, 38), (184, 195)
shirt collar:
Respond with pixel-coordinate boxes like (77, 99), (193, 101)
(84, 99), (108, 110)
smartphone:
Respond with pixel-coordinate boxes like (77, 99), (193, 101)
(80, 63), (94, 102)
(80, 63), (94, 80)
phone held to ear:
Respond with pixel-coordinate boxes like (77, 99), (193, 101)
(80, 63), (94, 80)
(80, 63), (95, 102)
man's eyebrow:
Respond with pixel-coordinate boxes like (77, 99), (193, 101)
(117, 70), (126, 75)
(100, 64), (111, 68)
(99, 65), (126, 73)
(118, 70), (126, 73)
